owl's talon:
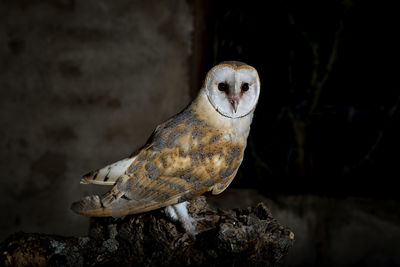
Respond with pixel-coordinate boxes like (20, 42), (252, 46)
(165, 202), (199, 236)
(181, 216), (198, 236)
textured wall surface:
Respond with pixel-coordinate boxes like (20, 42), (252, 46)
(0, 0), (193, 240)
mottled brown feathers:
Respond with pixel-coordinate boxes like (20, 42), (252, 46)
(72, 105), (245, 217)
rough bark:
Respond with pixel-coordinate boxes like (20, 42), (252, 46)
(1, 197), (294, 266)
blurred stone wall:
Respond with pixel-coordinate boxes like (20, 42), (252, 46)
(0, 0), (193, 240)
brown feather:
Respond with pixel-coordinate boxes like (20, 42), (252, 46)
(71, 100), (247, 217)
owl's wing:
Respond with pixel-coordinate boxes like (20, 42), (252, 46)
(72, 108), (244, 218)
(210, 168), (240, 195)
(71, 114), (213, 217)
(72, 147), (211, 217)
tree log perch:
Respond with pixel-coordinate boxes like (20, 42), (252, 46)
(1, 197), (294, 266)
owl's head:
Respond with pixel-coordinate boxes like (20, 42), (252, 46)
(204, 61), (260, 119)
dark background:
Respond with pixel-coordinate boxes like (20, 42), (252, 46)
(1, 0), (399, 266)
(200, 0), (400, 196)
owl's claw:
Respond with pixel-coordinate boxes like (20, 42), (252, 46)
(165, 202), (198, 236)
(181, 215), (198, 236)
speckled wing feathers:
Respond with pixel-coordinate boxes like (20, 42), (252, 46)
(72, 107), (245, 217)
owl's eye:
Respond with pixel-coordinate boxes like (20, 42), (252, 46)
(218, 82), (228, 91)
(241, 83), (249, 92)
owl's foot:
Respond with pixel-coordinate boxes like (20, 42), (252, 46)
(165, 202), (198, 236)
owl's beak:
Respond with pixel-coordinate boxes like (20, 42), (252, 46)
(229, 95), (240, 113)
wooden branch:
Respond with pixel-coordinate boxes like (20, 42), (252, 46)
(1, 196), (294, 267)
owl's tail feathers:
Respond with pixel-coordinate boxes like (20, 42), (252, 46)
(72, 192), (180, 218)
(71, 188), (128, 217)
(72, 177), (129, 217)
(71, 195), (109, 217)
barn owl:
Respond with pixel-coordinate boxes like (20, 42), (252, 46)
(71, 61), (260, 235)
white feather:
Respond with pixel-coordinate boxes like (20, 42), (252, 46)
(80, 156), (136, 185)
(165, 205), (179, 221)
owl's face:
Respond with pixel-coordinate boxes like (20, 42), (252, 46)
(204, 62), (260, 119)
